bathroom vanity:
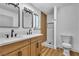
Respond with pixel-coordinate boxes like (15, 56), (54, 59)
(0, 11), (47, 56)
(0, 3), (47, 56)
(0, 34), (46, 56)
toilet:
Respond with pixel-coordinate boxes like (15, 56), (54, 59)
(61, 34), (72, 56)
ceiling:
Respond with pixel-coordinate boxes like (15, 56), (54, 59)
(31, 3), (74, 15)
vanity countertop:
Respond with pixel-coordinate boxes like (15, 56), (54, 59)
(0, 34), (43, 46)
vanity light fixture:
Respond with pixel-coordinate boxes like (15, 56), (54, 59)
(6, 3), (19, 8)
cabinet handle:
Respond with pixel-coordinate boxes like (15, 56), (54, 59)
(36, 42), (39, 48)
(18, 51), (22, 56)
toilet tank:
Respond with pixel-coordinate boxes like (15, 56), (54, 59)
(61, 34), (72, 44)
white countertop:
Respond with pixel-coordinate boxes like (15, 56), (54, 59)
(0, 34), (43, 46)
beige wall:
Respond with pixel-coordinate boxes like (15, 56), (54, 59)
(56, 4), (79, 51)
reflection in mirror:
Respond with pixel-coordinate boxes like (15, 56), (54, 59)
(0, 3), (20, 28)
(22, 7), (33, 29)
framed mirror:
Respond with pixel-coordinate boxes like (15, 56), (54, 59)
(0, 3), (20, 28)
(22, 7), (33, 29)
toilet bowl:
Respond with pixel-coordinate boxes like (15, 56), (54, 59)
(62, 43), (72, 56)
(61, 34), (72, 56)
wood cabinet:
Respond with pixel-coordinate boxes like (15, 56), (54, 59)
(0, 39), (30, 56)
(37, 41), (41, 56)
(30, 35), (44, 56)
(31, 41), (37, 56)
(5, 44), (30, 56)
(0, 35), (44, 56)
(19, 45), (30, 56)
(6, 50), (19, 56)
(41, 12), (47, 41)
(31, 41), (41, 56)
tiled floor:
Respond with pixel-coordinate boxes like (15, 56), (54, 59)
(40, 47), (64, 56)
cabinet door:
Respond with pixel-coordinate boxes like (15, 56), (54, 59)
(7, 45), (30, 56)
(31, 41), (37, 56)
(20, 45), (30, 56)
(6, 50), (19, 56)
(37, 42), (41, 56)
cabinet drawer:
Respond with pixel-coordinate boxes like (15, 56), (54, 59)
(31, 37), (39, 43)
(37, 35), (45, 43)
(0, 39), (30, 55)
(6, 45), (31, 56)
(6, 50), (19, 56)
(31, 35), (43, 43)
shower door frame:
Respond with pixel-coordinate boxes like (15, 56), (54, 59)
(54, 20), (56, 49)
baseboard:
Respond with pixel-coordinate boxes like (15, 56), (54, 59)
(70, 50), (79, 56)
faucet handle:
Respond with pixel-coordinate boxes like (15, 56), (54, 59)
(5, 34), (9, 38)
(15, 33), (17, 37)
(29, 28), (32, 34)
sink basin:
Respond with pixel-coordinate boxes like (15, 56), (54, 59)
(0, 37), (27, 46)
(16, 34), (30, 38)
(0, 33), (43, 46)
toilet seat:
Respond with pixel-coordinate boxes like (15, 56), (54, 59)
(62, 43), (72, 48)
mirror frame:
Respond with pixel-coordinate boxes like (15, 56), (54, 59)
(22, 7), (33, 29)
(0, 3), (20, 28)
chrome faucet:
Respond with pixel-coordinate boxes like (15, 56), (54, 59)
(27, 29), (32, 35)
(11, 29), (14, 37)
